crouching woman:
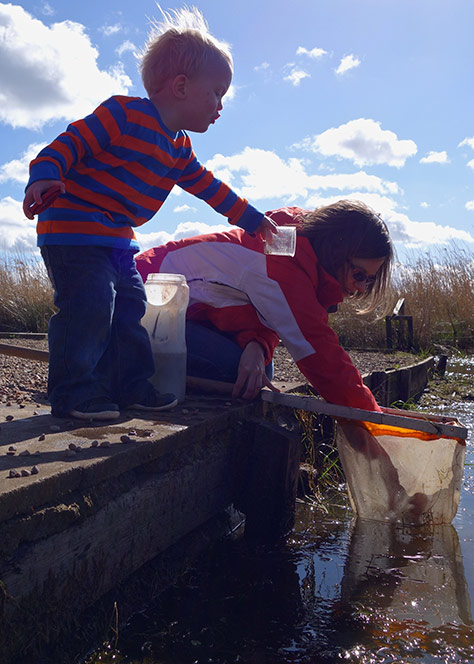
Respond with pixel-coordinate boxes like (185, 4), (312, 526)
(135, 200), (393, 411)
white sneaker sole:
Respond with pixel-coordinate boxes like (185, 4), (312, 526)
(69, 409), (120, 421)
(127, 398), (178, 411)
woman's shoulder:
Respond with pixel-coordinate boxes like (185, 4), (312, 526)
(265, 206), (308, 225)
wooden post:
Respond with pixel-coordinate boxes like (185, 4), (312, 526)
(235, 419), (300, 542)
(385, 316), (393, 349)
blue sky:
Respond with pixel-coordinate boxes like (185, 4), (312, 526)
(1, 0), (474, 261)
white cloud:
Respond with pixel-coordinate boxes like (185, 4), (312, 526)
(254, 62), (270, 72)
(296, 46), (327, 59)
(295, 118), (417, 168)
(335, 54), (360, 75)
(302, 192), (474, 247)
(205, 147), (399, 202)
(0, 196), (37, 252)
(0, 4), (131, 129)
(420, 150), (449, 164)
(467, 158), (474, 170)
(0, 142), (46, 184)
(224, 84), (236, 103)
(459, 137), (474, 150)
(173, 204), (197, 214)
(100, 23), (122, 37)
(283, 67), (310, 86)
(41, 3), (54, 16)
(3, 142), (472, 255)
(136, 221), (228, 252)
(420, 201), (429, 208)
(116, 40), (137, 57)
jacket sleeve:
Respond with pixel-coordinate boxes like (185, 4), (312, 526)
(233, 329), (280, 365)
(243, 263), (380, 411)
(177, 153), (264, 234)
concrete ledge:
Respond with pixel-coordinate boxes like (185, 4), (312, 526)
(0, 356), (435, 662)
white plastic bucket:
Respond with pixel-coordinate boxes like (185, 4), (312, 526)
(141, 273), (189, 403)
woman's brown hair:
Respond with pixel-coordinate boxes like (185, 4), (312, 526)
(298, 200), (393, 314)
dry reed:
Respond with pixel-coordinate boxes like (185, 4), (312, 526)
(0, 246), (473, 349)
(0, 252), (54, 333)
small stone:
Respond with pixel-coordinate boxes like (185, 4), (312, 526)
(120, 435), (133, 443)
(91, 440), (99, 448)
(50, 425), (61, 432)
(68, 443), (78, 451)
(99, 440), (111, 448)
(5, 415), (14, 421)
(6, 401), (11, 407)
(19, 404), (25, 409)
(31, 466), (39, 475)
(21, 469), (31, 477)
(19, 449), (31, 457)
(33, 450), (41, 456)
(8, 445), (16, 451)
(38, 434), (46, 441)
(8, 469), (20, 478)
(6, 450), (15, 456)
(128, 429), (137, 436)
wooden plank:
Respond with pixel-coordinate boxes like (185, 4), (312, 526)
(0, 342), (49, 363)
(260, 390), (468, 439)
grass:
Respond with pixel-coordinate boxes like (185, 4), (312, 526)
(0, 252), (54, 333)
(0, 245), (473, 350)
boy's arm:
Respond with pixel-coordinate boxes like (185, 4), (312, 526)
(25, 97), (126, 190)
(177, 152), (276, 235)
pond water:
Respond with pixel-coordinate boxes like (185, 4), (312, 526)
(87, 359), (474, 664)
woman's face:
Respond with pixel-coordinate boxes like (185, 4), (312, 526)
(339, 257), (386, 297)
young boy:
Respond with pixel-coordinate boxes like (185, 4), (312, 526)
(23, 7), (275, 421)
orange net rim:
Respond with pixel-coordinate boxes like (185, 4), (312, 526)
(338, 418), (467, 444)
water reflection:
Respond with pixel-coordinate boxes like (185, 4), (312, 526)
(87, 357), (474, 664)
(335, 517), (473, 661)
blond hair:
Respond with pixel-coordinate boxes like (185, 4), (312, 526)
(139, 5), (233, 96)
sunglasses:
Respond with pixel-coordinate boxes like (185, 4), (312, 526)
(348, 261), (377, 287)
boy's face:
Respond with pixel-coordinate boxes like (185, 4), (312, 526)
(182, 54), (232, 133)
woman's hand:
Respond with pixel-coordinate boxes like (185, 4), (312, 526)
(232, 341), (280, 399)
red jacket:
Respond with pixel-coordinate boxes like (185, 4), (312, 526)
(136, 207), (380, 411)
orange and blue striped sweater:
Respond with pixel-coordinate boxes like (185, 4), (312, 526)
(27, 95), (264, 251)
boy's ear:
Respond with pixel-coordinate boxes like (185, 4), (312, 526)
(171, 74), (188, 99)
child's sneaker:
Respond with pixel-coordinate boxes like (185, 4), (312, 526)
(126, 391), (178, 412)
(69, 399), (120, 421)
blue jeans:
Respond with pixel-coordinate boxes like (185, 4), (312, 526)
(41, 245), (156, 416)
(185, 320), (274, 382)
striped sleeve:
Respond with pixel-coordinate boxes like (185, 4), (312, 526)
(177, 150), (264, 233)
(26, 97), (127, 188)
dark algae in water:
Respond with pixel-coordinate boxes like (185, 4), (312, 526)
(85, 503), (474, 663)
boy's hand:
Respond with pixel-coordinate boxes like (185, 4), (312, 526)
(254, 215), (278, 243)
(23, 180), (66, 220)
